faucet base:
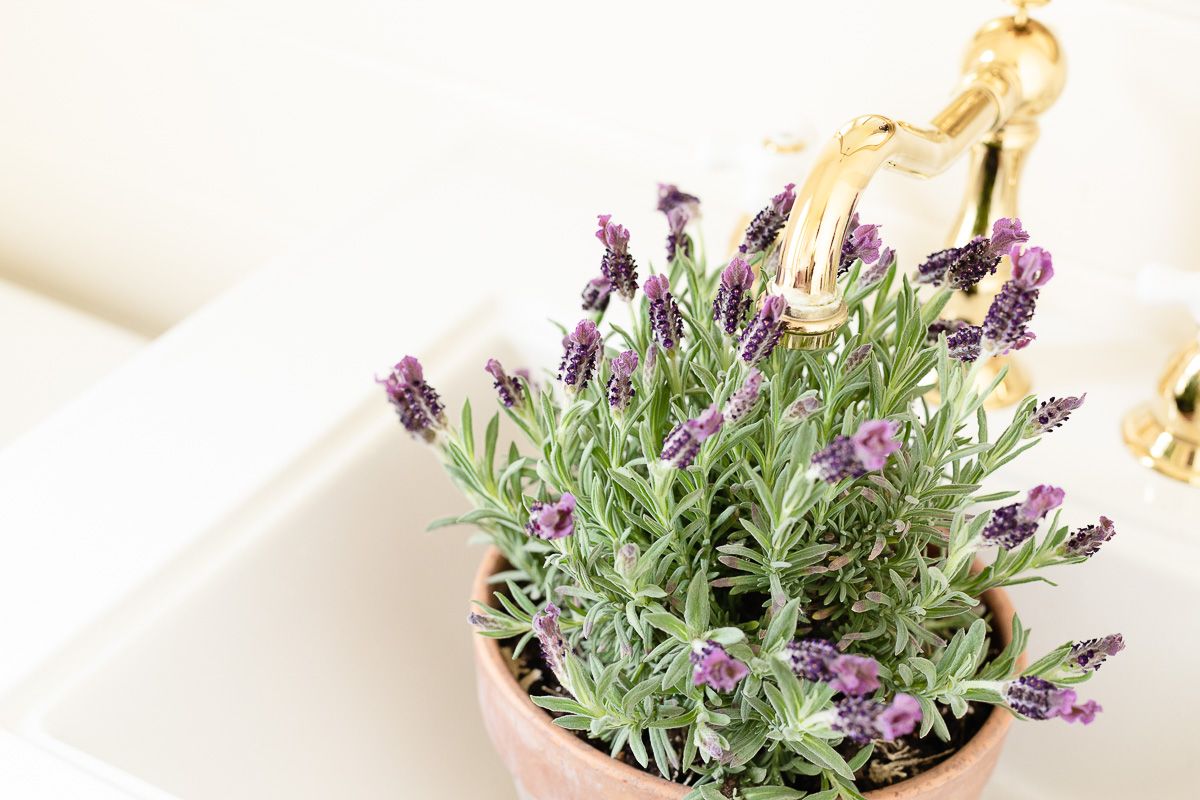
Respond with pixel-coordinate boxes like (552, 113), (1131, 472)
(1123, 404), (1200, 487)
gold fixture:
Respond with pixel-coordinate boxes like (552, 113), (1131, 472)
(1123, 334), (1200, 486)
(770, 3), (1065, 351)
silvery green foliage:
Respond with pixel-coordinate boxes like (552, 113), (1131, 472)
(415, 223), (1114, 798)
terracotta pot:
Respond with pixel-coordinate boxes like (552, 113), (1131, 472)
(472, 548), (1020, 800)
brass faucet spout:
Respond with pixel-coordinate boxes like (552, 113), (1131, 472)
(772, 14), (1064, 350)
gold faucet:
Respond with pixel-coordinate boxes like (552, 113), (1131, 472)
(770, 1), (1066, 353)
(1123, 335), (1200, 486)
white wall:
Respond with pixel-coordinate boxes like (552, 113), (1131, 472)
(0, 0), (1196, 336)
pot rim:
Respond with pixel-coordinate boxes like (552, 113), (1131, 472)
(471, 547), (1022, 798)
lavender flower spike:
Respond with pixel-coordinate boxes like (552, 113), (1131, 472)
(832, 694), (923, 744)
(525, 493), (577, 540)
(784, 639), (838, 682)
(724, 369), (763, 423)
(1026, 394), (1086, 436)
(839, 214), (883, 275)
(606, 350), (638, 412)
(812, 419), (900, 482)
(644, 274), (684, 350)
(811, 436), (866, 483)
(596, 214), (639, 299)
(665, 205), (694, 262)
(946, 325), (983, 362)
(739, 295), (787, 364)
(713, 257), (754, 335)
(982, 484), (1064, 549)
(657, 183), (700, 215)
(851, 419), (902, 471)
(485, 358), (524, 409)
(379, 355), (446, 442)
(532, 603), (571, 691)
(1062, 516), (1117, 558)
(740, 183), (796, 254)
(580, 276), (613, 312)
(661, 405), (724, 470)
(691, 640), (749, 692)
(914, 217), (1029, 290)
(558, 319), (602, 391)
(981, 246), (1053, 355)
(1069, 633), (1126, 673)
(1004, 676), (1076, 720)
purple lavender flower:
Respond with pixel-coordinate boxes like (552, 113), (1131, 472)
(926, 318), (968, 345)
(532, 603), (570, 689)
(713, 257), (755, 335)
(832, 695), (881, 745)
(914, 218), (1029, 290)
(839, 214), (883, 275)
(851, 419), (902, 471)
(644, 274), (684, 350)
(812, 436), (866, 482)
(724, 369), (763, 423)
(581, 276), (613, 312)
(982, 485), (1064, 549)
(485, 358), (524, 409)
(876, 694), (923, 740)
(379, 356), (446, 442)
(1026, 394), (1086, 436)
(981, 504), (1036, 549)
(784, 639), (838, 682)
(1069, 634), (1125, 673)
(860, 246), (895, 287)
(1062, 516), (1117, 558)
(1061, 699), (1102, 725)
(739, 295), (787, 364)
(812, 419), (900, 481)
(915, 247), (960, 286)
(829, 654), (881, 697)
(606, 350), (638, 412)
(833, 694), (923, 744)
(946, 324), (983, 362)
(661, 405), (724, 470)
(1004, 676), (1076, 720)
(981, 246), (1053, 355)
(691, 640), (749, 692)
(558, 319), (602, 391)
(596, 214), (638, 299)
(665, 205), (693, 262)
(525, 493), (577, 540)
(657, 183), (700, 215)
(740, 183), (796, 254)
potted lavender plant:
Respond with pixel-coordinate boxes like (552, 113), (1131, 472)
(380, 183), (1123, 799)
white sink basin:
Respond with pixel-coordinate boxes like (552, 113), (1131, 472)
(0, 351), (518, 799)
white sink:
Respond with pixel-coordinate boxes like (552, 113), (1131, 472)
(0, 349), (518, 799)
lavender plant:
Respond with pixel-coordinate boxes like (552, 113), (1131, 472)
(383, 189), (1122, 798)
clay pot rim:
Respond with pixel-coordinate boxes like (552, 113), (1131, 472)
(471, 547), (1021, 799)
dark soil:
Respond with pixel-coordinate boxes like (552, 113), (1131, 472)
(503, 640), (995, 796)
